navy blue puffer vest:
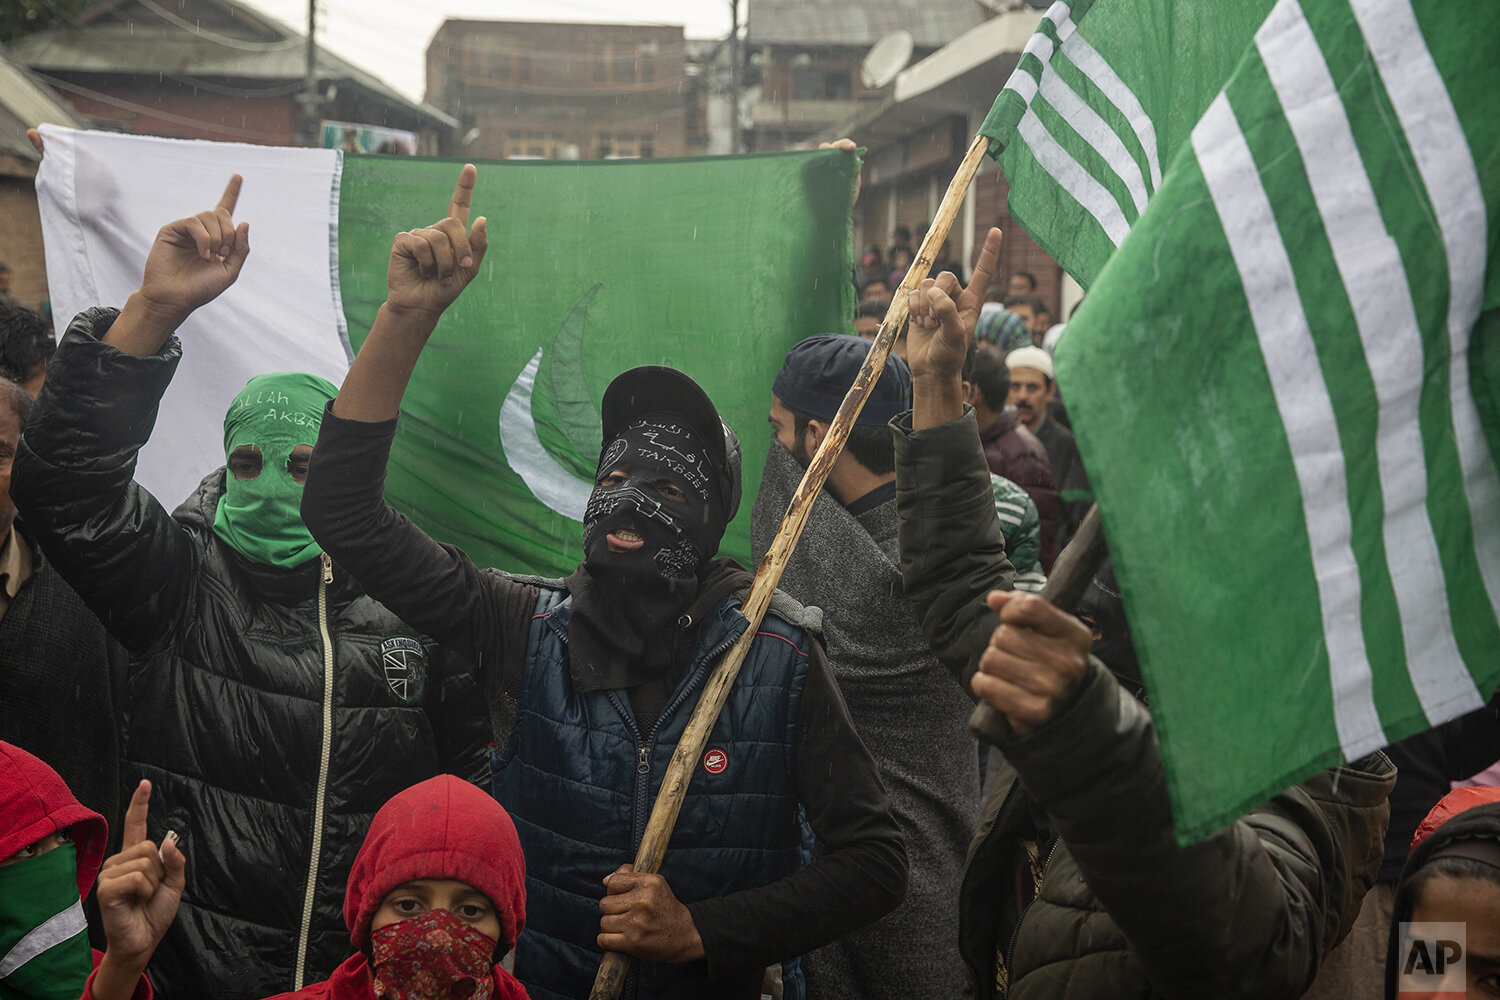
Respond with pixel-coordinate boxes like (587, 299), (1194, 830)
(492, 587), (812, 1000)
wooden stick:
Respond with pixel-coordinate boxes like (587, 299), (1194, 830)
(589, 133), (993, 1000)
(968, 503), (1110, 744)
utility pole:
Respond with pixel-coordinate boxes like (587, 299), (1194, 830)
(727, 0), (740, 154)
(302, 0), (320, 147)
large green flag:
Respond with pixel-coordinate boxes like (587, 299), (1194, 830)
(337, 152), (859, 577)
(1035, 0), (1500, 842)
(33, 133), (857, 578)
(979, 0), (1274, 287)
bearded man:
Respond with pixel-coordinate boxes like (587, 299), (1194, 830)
(10, 176), (488, 1000)
(298, 165), (906, 1000)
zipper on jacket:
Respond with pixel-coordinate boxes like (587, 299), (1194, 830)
(292, 553), (337, 990)
(1001, 837), (1060, 995)
(605, 622), (741, 1000)
(614, 622), (742, 857)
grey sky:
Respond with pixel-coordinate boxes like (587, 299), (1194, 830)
(238, 0), (733, 103)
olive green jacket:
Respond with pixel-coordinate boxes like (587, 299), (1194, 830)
(892, 407), (1395, 1000)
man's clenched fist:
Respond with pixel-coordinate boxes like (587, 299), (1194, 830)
(974, 590), (1093, 737)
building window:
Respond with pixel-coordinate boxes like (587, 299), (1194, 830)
(793, 66), (819, 100)
(467, 38), (531, 84)
(504, 131), (570, 159)
(792, 64), (853, 100)
(599, 133), (651, 158)
(590, 41), (659, 86)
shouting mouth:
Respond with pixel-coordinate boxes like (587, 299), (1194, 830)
(606, 529), (645, 554)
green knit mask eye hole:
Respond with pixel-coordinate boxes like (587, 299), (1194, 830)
(211, 372), (337, 568)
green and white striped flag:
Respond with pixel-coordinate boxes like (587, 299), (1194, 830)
(980, 0), (1273, 287)
(1001, 0), (1500, 842)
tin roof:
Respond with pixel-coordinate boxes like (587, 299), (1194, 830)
(0, 45), (81, 162)
(9, 0), (455, 128)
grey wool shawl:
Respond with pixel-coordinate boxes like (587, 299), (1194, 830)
(751, 442), (979, 1000)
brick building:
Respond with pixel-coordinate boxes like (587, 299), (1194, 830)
(11, 0), (454, 150)
(823, 9), (1079, 322)
(425, 20), (695, 162)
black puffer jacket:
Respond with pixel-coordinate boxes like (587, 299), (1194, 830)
(11, 308), (489, 1000)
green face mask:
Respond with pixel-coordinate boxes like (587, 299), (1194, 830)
(0, 843), (92, 1000)
(212, 371), (338, 569)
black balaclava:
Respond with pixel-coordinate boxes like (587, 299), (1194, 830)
(566, 413), (729, 691)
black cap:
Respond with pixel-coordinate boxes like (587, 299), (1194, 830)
(773, 333), (911, 426)
(600, 366), (742, 520)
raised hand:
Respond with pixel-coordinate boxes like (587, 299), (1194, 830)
(905, 226), (1001, 382)
(91, 781), (185, 1000)
(136, 174), (251, 325)
(385, 163), (489, 320)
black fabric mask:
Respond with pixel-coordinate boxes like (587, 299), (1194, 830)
(566, 417), (728, 692)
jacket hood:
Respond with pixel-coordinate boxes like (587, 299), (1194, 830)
(0, 741), (108, 899)
(344, 776), (526, 951)
(1409, 785), (1500, 855)
(1385, 785), (1500, 998)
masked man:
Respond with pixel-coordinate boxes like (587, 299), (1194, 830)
(11, 176), (489, 1000)
(298, 165), (907, 1000)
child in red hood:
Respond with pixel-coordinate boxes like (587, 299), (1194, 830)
(0, 741), (165, 1000)
(94, 775), (528, 1000)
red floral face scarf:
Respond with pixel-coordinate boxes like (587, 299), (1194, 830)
(370, 909), (527, 1000)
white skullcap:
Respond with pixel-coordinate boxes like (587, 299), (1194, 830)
(1005, 345), (1055, 380)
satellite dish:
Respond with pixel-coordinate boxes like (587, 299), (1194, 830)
(861, 30), (914, 89)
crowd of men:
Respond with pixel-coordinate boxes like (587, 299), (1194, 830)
(2, 141), (1498, 1000)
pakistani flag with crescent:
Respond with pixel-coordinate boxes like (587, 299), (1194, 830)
(980, 0), (1500, 842)
(34, 126), (859, 577)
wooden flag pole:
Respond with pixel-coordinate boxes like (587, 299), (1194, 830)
(588, 133), (992, 1000)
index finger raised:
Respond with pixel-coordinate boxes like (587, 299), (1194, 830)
(964, 227), (1003, 301)
(448, 163), (476, 226)
(122, 779), (152, 849)
(217, 173), (243, 215)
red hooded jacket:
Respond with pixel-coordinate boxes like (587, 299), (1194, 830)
(262, 775), (528, 1000)
(0, 741), (148, 1000)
